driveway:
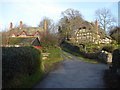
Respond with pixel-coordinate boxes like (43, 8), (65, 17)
(34, 51), (108, 88)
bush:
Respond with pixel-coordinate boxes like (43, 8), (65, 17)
(2, 46), (42, 88)
(40, 32), (60, 48)
(61, 41), (81, 54)
(112, 49), (120, 69)
(102, 45), (115, 53)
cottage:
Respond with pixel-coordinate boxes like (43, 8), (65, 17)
(5, 20), (48, 48)
(74, 20), (112, 44)
(8, 21), (47, 41)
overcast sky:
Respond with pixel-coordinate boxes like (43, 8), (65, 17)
(0, 0), (119, 31)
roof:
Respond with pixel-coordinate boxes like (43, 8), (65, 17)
(78, 21), (93, 30)
(8, 27), (44, 36)
(76, 21), (112, 39)
(8, 37), (40, 45)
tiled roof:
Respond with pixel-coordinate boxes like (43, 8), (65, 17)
(8, 27), (44, 36)
(8, 37), (39, 45)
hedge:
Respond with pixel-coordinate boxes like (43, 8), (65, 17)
(2, 46), (42, 88)
(61, 41), (81, 54)
(112, 49), (120, 69)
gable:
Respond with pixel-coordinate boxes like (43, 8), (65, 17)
(32, 38), (41, 46)
(18, 31), (27, 37)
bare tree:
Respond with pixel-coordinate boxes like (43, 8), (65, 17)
(14, 23), (30, 28)
(58, 8), (84, 40)
(95, 8), (117, 31)
(38, 17), (56, 33)
(2, 31), (9, 46)
(109, 26), (120, 44)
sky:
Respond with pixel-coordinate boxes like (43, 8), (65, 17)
(0, 0), (119, 31)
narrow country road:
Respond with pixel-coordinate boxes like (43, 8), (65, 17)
(34, 51), (108, 88)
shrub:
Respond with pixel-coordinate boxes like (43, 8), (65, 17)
(61, 41), (81, 54)
(102, 45), (115, 53)
(2, 46), (42, 88)
(112, 49), (120, 69)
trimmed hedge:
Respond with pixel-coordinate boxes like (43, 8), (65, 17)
(2, 46), (42, 88)
(61, 41), (81, 54)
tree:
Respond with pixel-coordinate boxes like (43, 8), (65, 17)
(1, 31), (9, 46)
(109, 26), (120, 44)
(58, 8), (84, 41)
(38, 17), (61, 48)
(38, 17), (56, 33)
(95, 8), (117, 31)
(14, 23), (30, 28)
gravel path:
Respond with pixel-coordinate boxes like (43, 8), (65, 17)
(34, 51), (108, 88)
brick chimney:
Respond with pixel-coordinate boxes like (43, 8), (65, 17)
(95, 20), (98, 31)
(44, 20), (47, 36)
(20, 21), (22, 29)
(10, 22), (13, 30)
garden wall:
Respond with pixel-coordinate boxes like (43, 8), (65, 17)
(98, 50), (112, 64)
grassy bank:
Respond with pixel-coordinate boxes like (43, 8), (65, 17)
(62, 51), (73, 59)
(62, 47), (103, 64)
(42, 47), (63, 74)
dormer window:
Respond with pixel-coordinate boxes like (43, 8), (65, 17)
(83, 27), (86, 29)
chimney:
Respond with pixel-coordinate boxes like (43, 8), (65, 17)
(95, 20), (99, 44)
(10, 22), (13, 30)
(44, 20), (47, 37)
(95, 20), (98, 31)
(20, 21), (22, 29)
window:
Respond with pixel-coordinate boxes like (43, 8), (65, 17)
(21, 34), (26, 37)
(83, 27), (86, 29)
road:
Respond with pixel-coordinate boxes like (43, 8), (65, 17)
(34, 51), (108, 88)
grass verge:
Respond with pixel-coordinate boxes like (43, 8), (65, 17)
(42, 47), (63, 74)
(62, 47), (103, 64)
(62, 52), (73, 59)
(19, 69), (44, 88)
